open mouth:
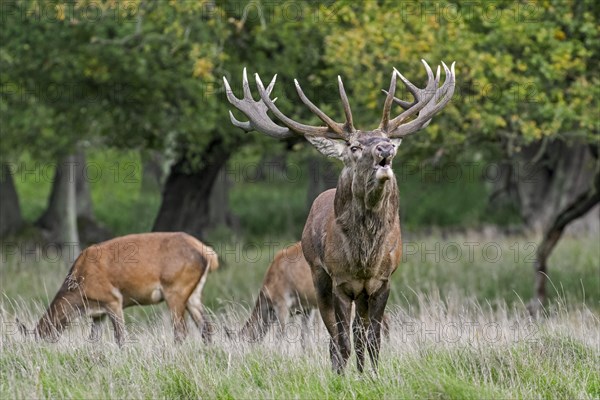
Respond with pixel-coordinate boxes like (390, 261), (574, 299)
(376, 156), (392, 168)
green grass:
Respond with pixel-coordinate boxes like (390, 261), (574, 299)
(1, 296), (598, 399)
(1, 235), (598, 398)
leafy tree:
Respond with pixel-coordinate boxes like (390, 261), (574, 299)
(317, 0), (599, 305)
(2, 0), (597, 306)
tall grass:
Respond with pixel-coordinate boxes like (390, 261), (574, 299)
(2, 286), (598, 399)
(1, 235), (598, 398)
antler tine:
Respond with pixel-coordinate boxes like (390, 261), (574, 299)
(242, 67), (253, 99)
(293, 79), (346, 136)
(223, 75), (241, 106)
(265, 74), (277, 96)
(255, 73), (341, 139)
(338, 76), (355, 133)
(381, 90), (413, 110)
(384, 60), (437, 132)
(228, 110), (252, 131)
(223, 71), (294, 138)
(379, 71), (398, 131)
(387, 61), (456, 138)
(382, 64), (440, 110)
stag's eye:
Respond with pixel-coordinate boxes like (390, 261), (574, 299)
(350, 146), (361, 153)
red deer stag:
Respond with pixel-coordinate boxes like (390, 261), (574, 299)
(19, 232), (218, 346)
(224, 61), (455, 372)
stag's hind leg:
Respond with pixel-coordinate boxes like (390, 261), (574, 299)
(312, 266), (336, 336)
(311, 266), (342, 370)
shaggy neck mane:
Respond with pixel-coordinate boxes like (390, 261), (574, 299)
(334, 168), (399, 267)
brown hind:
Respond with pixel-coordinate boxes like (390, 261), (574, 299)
(19, 232), (218, 346)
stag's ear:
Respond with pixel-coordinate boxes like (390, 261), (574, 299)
(305, 136), (347, 160)
(390, 138), (403, 147)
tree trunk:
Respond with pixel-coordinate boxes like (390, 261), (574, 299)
(36, 155), (81, 256)
(72, 149), (112, 246)
(74, 149), (93, 219)
(152, 138), (233, 240)
(513, 140), (596, 233)
(0, 162), (24, 237)
(208, 167), (240, 234)
(529, 146), (599, 312)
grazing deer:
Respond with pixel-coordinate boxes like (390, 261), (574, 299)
(236, 242), (317, 343)
(224, 61), (455, 372)
(19, 232), (218, 346)
(235, 241), (390, 344)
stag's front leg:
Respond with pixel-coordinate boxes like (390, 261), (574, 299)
(367, 281), (390, 371)
(311, 266), (336, 337)
(311, 266), (340, 368)
(332, 287), (353, 374)
(353, 293), (369, 373)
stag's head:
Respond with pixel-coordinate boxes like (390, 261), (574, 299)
(224, 61), (455, 202)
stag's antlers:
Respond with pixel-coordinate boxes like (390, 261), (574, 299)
(382, 61), (456, 137)
(224, 61), (455, 140)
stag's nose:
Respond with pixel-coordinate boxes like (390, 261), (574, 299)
(375, 143), (396, 158)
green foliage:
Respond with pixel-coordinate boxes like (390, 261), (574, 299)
(319, 1), (599, 158)
(230, 181), (307, 238)
(2, 0), (597, 168)
(0, 0), (336, 166)
(86, 149), (160, 235)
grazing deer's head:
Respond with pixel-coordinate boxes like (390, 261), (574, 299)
(224, 61), (456, 373)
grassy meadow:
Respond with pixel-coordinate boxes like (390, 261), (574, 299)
(1, 150), (599, 398)
(1, 235), (599, 398)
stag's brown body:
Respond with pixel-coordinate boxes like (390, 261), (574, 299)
(239, 242), (317, 342)
(225, 60), (455, 372)
(303, 177), (402, 370)
(30, 232), (218, 346)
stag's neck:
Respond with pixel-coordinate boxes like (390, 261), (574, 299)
(334, 169), (399, 231)
(333, 169), (399, 266)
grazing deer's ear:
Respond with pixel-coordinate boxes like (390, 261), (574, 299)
(305, 136), (347, 160)
(390, 138), (403, 147)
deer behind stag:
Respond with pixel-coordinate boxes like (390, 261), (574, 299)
(225, 60), (455, 373)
